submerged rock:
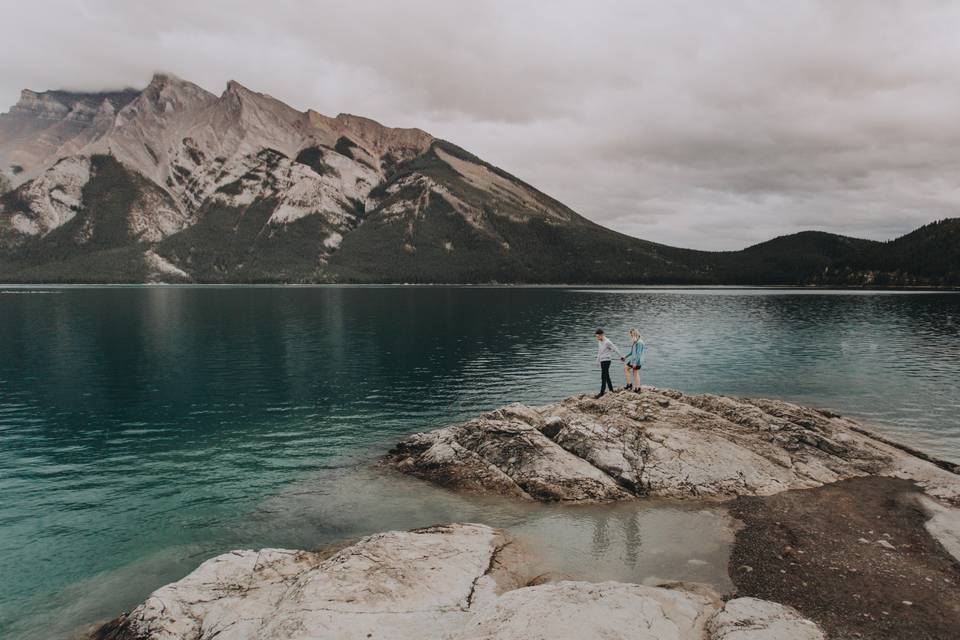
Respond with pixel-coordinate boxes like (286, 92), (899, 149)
(91, 523), (822, 640)
(384, 389), (960, 504)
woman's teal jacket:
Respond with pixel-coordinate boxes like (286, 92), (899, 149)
(626, 340), (645, 367)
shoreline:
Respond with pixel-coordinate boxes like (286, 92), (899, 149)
(729, 476), (960, 639)
(85, 388), (960, 639)
(3, 282), (960, 291)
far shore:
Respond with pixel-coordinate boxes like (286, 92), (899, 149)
(3, 282), (959, 291)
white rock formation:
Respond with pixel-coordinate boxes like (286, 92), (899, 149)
(920, 494), (960, 563)
(96, 524), (524, 640)
(6, 156), (90, 235)
(707, 597), (825, 640)
(386, 388), (960, 505)
(144, 250), (190, 282)
(92, 524), (824, 640)
(453, 580), (719, 640)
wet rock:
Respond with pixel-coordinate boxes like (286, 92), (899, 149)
(384, 389), (960, 504)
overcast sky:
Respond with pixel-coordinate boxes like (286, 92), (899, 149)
(2, 0), (959, 249)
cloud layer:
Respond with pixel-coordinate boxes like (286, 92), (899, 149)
(3, 0), (959, 249)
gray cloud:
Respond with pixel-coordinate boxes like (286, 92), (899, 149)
(3, 0), (959, 249)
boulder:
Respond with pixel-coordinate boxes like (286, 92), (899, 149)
(384, 389), (960, 504)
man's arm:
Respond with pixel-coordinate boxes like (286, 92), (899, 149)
(611, 341), (624, 359)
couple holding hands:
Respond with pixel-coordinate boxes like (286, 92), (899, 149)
(594, 328), (645, 399)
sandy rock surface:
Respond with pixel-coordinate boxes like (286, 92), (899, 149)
(385, 388), (960, 504)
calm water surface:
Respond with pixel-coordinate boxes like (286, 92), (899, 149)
(1, 286), (958, 639)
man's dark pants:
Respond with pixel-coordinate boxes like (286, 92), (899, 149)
(599, 360), (614, 395)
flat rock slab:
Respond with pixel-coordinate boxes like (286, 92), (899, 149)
(707, 596), (825, 640)
(728, 476), (960, 640)
(92, 523), (524, 640)
(384, 389), (960, 504)
(91, 524), (823, 640)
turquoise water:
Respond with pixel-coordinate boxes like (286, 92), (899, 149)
(1, 286), (958, 639)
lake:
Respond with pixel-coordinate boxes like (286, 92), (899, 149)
(1, 286), (958, 639)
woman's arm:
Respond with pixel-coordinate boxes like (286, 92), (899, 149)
(611, 340), (624, 359)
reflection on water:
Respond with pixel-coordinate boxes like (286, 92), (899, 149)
(259, 465), (735, 590)
(25, 463), (735, 640)
(0, 286), (957, 639)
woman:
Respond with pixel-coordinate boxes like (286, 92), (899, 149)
(623, 328), (645, 392)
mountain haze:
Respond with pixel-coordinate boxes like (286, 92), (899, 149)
(0, 74), (956, 285)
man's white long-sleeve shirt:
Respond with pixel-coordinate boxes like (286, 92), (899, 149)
(596, 337), (623, 363)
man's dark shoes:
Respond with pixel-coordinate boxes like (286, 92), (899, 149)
(594, 393), (605, 399)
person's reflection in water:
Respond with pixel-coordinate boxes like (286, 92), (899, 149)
(591, 509), (610, 556)
(622, 509), (641, 570)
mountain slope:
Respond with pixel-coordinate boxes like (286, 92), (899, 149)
(707, 231), (880, 285)
(850, 219), (960, 286)
(0, 74), (956, 285)
(0, 87), (139, 184)
(322, 139), (703, 283)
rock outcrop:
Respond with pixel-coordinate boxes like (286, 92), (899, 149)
(706, 597), (825, 640)
(91, 523), (822, 640)
(385, 388), (960, 504)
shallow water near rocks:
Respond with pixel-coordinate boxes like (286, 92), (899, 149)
(29, 463), (736, 640)
(263, 465), (737, 589)
(1, 286), (958, 639)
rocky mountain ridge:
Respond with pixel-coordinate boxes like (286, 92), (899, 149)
(1, 74), (957, 285)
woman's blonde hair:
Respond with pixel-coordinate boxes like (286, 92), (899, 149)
(629, 328), (641, 342)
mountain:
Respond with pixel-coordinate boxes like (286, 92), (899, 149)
(0, 74), (957, 286)
(846, 219), (960, 286)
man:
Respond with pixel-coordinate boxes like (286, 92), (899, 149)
(594, 328), (624, 398)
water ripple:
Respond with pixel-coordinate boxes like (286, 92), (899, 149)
(0, 286), (958, 639)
